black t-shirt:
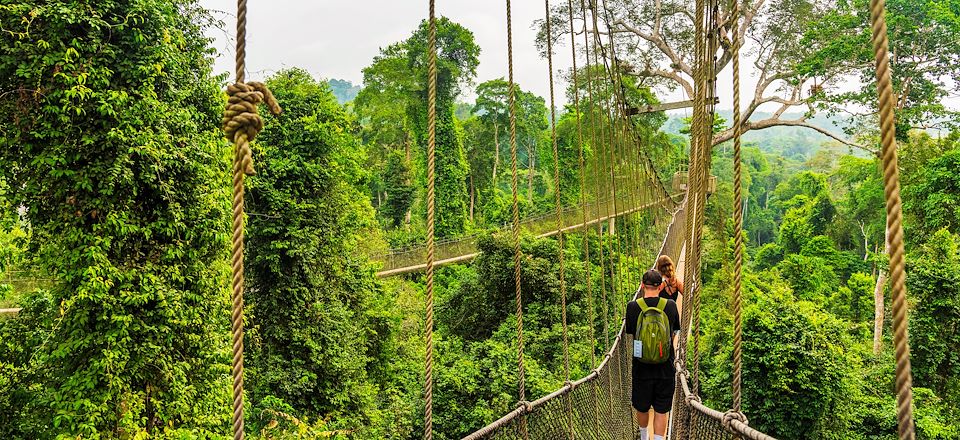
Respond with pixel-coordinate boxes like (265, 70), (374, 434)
(659, 286), (680, 302)
(625, 296), (681, 380)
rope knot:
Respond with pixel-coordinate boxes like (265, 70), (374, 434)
(685, 394), (702, 405)
(516, 400), (534, 414)
(222, 82), (282, 175)
(722, 410), (748, 431)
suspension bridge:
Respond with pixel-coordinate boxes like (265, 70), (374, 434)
(221, 0), (918, 437)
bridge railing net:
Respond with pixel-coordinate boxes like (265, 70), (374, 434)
(463, 203), (777, 440)
(463, 202), (685, 440)
(376, 191), (681, 275)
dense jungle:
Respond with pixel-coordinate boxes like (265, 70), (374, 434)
(0, 0), (959, 439)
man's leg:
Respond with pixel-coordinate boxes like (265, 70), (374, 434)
(635, 409), (649, 426)
(653, 411), (669, 437)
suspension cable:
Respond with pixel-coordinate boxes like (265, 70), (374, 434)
(504, 2), (529, 438)
(223, 1), (281, 438)
(729, 0), (748, 433)
(690, 0), (718, 398)
(567, 0), (594, 376)
(542, 1), (574, 437)
(580, 0), (618, 414)
(867, 0), (916, 438)
(422, 0), (439, 438)
(581, 0), (611, 355)
(566, 2), (603, 433)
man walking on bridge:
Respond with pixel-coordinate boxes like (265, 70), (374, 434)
(625, 269), (681, 440)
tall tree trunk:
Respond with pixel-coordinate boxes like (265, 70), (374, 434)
(492, 122), (500, 184)
(527, 135), (534, 205)
(469, 173), (475, 221)
(873, 228), (890, 355)
(858, 220), (870, 261)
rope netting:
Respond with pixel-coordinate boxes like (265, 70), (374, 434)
(463, 203), (684, 440)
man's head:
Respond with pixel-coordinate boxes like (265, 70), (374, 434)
(641, 269), (663, 297)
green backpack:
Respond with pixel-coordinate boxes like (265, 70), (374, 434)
(633, 298), (671, 364)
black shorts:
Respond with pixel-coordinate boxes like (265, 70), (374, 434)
(631, 375), (676, 413)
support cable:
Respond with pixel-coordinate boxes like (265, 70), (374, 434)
(543, 1), (574, 437)
(728, 0), (748, 435)
(505, 1), (529, 437)
(867, 0), (916, 438)
(422, 1), (439, 438)
(223, 1), (282, 438)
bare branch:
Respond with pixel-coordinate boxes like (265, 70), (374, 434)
(714, 116), (873, 154)
(614, 19), (692, 76)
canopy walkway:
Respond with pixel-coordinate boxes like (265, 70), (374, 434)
(210, 0), (918, 437)
(375, 192), (681, 277)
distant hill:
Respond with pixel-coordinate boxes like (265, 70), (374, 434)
(663, 111), (860, 160)
(327, 79), (361, 104)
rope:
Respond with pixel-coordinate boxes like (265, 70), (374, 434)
(566, 1), (603, 433)
(542, 1), (574, 437)
(567, 0), (594, 376)
(505, 1), (528, 437)
(580, 0), (616, 414)
(581, 0), (611, 356)
(422, 0), (438, 438)
(593, 2), (639, 432)
(730, 0), (746, 435)
(867, 0), (916, 438)
(690, 0), (718, 398)
(224, 1), (281, 438)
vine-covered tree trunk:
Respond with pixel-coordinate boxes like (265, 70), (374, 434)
(0, 1), (231, 435)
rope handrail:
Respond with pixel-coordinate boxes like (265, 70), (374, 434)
(376, 164), (682, 260)
(377, 192), (666, 258)
(376, 193), (681, 277)
(462, 202), (684, 440)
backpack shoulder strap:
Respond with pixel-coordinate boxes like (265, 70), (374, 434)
(655, 298), (667, 311)
(638, 299), (651, 312)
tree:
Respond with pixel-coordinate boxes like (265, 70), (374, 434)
(327, 78), (361, 104)
(244, 69), (390, 432)
(801, 0), (960, 139)
(357, 17), (480, 237)
(907, 229), (960, 409)
(0, 0), (230, 435)
(472, 78), (552, 215)
(903, 147), (960, 239)
(545, 0), (960, 151)
(699, 271), (854, 439)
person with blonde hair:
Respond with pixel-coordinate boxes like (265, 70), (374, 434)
(656, 255), (684, 302)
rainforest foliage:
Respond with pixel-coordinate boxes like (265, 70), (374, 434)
(0, 0), (958, 439)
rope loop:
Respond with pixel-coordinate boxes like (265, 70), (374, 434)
(685, 394), (702, 405)
(722, 410), (748, 431)
(223, 82), (282, 175)
(516, 400), (534, 415)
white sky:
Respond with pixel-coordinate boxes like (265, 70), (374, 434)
(202, 1), (579, 107)
(199, 1), (956, 116)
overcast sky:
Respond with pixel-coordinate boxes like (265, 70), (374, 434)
(201, 1), (582, 106)
(199, 1), (955, 116)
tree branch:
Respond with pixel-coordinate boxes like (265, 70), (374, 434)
(714, 116), (873, 154)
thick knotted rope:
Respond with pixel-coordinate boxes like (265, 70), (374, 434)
(223, 82), (281, 175)
(224, 81), (280, 440)
(867, 0), (916, 438)
(225, 2), (282, 438)
(722, 411), (749, 431)
(542, 1), (574, 438)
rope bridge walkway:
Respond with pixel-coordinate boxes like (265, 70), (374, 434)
(158, 0), (916, 437)
(375, 191), (681, 277)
